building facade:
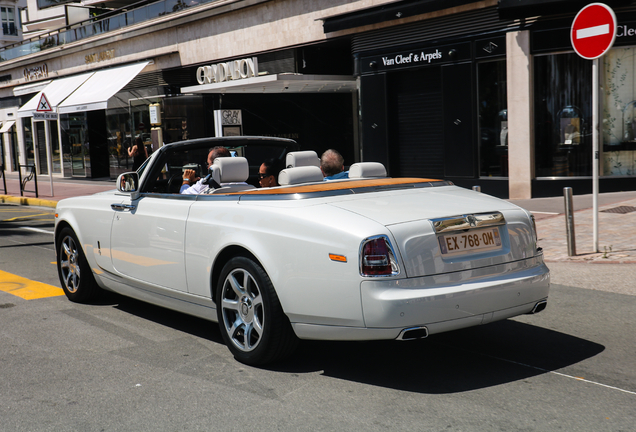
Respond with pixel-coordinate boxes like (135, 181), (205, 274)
(0, 0), (635, 198)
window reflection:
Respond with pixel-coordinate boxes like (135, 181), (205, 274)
(534, 53), (592, 177)
(478, 60), (508, 177)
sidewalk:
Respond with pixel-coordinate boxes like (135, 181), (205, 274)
(508, 191), (636, 264)
(2, 171), (635, 263)
(0, 172), (115, 208)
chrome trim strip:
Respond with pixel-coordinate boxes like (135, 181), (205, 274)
(432, 212), (506, 234)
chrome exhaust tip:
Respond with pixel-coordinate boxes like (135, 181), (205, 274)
(528, 300), (547, 314)
(397, 326), (429, 341)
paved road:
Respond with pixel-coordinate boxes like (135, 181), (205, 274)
(1, 204), (634, 431)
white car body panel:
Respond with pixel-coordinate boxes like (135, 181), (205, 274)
(111, 195), (191, 291)
(54, 138), (549, 347)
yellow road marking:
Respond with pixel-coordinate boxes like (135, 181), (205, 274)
(0, 270), (64, 300)
(2, 213), (54, 222)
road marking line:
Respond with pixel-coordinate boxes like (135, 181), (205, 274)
(0, 270), (64, 300)
(577, 24), (610, 39)
(2, 213), (53, 222)
(438, 343), (636, 396)
(492, 354), (636, 396)
(531, 211), (560, 215)
(22, 226), (54, 234)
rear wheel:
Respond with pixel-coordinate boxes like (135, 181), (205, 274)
(216, 256), (297, 365)
(57, 227), (100, 303)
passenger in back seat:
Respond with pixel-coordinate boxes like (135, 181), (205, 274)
(320, 149), (349, 181)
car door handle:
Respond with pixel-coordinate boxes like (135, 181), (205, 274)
(111, 203), (136, 211)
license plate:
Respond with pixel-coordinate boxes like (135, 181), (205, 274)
(438, 228), (502, 255)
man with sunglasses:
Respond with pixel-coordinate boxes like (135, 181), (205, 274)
(180, 146), (231, 194)
(258, 158), (283, 188)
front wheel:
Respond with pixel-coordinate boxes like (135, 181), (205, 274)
(56, 227), (100, 303)
(216, 257), (297, 365)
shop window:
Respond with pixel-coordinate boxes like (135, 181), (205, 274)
(478, 60), (508, 177)
(1, 6), (17, 36)
(22, 119), (34, 168)
(534, 53), (592, 177)
(602, 47), (636, 176)
(60, 113), (88, 177)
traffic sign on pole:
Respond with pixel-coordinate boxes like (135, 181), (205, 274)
(571, 3), (617, 253)
(36, 93), (52, 112)
(571, 3), (617, 60)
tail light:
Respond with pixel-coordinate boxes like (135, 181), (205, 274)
(360, 235), (400, 277)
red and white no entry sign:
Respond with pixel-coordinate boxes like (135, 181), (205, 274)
(571, 3), (617, 59)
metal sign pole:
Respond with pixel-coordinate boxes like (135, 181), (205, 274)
(571, 3), (616, 254)
(592, 58), (599, 253)
(45, 119), (54, 197)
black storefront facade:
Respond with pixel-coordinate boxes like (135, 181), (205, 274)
(328, 0), (636, 198)
(527, 3), (636, 196)
(179, 42), (358, 166)
(350, 6), (517, 197)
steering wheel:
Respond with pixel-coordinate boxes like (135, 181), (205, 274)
(167, 174), (183, 193)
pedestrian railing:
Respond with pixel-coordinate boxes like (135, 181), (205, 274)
(18, 164), (38, 198)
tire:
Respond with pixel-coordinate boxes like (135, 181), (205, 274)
(216, 256), (298, 365)
(57, 227), (100, 303)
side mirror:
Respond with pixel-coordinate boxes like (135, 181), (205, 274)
(117, 172), (139, 194)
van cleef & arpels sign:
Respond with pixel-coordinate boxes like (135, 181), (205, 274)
(380, 49), (443, 67)
(361, 42), (470, 74)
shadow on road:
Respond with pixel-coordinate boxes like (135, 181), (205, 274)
(90, 291), (604, 394)
(276, 320), (604, 394)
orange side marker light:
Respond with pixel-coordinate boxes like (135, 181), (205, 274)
(329, 254), (347, 263)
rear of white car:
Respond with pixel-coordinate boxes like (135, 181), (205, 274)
(290, 185), (549, 341)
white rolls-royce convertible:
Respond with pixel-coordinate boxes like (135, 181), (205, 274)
(55, 136), (550, 365)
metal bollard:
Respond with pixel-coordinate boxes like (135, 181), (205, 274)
(472, 185), (481, 192)
(564, 187), (576, 256)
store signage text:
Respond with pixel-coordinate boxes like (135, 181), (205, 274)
(617, 24), (636, 37)
(381, 49), (443, 67)
(196, 57), (258, 85)
(33, 112), (58, 120)
(85, 49), (115, 64)
(23, 64), (48, 81)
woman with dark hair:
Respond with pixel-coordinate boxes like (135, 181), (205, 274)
(128, 136), (148, 171)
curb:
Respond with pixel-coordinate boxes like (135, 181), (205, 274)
(545, 259), (636, 265)
(0, 195), (58, 209)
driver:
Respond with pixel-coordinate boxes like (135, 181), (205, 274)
(180, 146), (231, 194)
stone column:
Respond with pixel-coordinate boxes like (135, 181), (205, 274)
(506, 30), (534, 199)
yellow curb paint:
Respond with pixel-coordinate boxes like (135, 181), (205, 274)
(0, 270), (64, 300)
(0, 195), (58, 208)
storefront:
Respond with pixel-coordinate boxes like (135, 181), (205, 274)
(14, 62), (159, 179)
(529, 5), (636, 196)
(343, 6), (515, 196)
(181, 45), (359, 164)
(323, 0), (636, 198)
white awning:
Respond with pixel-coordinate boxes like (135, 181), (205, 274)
(13, 80), (53, 97)
(18, 73), (94, 118)
(0, 120), (15, 133)
(181, 74), (357, 94)
(58, 62), (149, 114)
